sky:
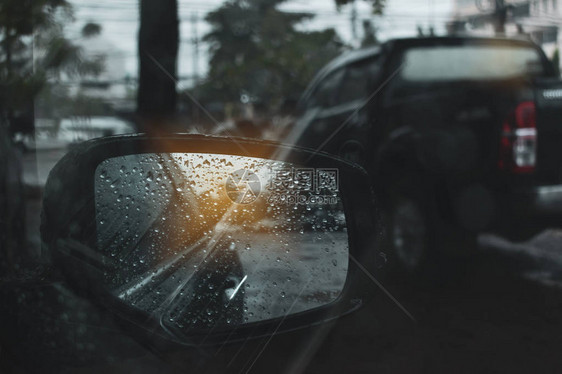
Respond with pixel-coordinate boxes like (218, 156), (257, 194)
(67, 0), (455, 80)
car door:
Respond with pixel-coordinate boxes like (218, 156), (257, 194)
(288, 56), (383, 167)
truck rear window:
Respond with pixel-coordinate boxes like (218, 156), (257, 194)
(401, 45), (545, 81)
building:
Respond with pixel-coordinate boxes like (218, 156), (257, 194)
(451, 0), (561, 70)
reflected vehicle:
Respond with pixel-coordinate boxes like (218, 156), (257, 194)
(15, 117), (136, 152)
(38, 135), (378, 349)
(58, 117), (136, 143)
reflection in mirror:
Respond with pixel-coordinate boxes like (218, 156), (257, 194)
(95, 153), (348, 333)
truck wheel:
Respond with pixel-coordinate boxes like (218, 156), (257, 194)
(385, 192), (478, 283)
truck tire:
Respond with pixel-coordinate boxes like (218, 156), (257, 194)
(385, 191), (478, 283)
(384, 193), (431, 281)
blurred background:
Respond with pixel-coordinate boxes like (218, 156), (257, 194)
(4, 0), (562, 192)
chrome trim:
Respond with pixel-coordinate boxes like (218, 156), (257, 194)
(543, 89), (562, 100)
(534, 185), (562, 196)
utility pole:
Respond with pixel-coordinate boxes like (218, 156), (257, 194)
(493, 0), (508, 34)
(475, 0), (510, 35)
(191, 13), (199, 85)
(350, 0), (358, 46)
(191, 12), (200, 124)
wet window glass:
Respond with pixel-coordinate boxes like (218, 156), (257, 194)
(3, 0), (562, 372)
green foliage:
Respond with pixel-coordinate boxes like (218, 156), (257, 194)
(199, 0), (345, 113)
(0, 0), (72, 37)
(81, 23), (102, 38)
(0, 0), (103, 133)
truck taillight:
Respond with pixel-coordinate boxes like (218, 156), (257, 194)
(498, 101), (537, 174)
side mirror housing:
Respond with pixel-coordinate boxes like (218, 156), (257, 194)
(41, 134), (382, 346)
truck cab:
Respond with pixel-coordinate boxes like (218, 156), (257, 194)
(285, 36), (562, 275)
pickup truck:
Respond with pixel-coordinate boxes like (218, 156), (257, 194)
(283, 36), (562, 276)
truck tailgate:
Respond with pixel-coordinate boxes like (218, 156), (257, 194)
(535, 78), (562, 184)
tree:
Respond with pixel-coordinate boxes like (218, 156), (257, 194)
(35, 23), (107, 132)
(0, 0), (104, 135)
(0, 0), (103, 269)
(137, 0), (179, 130)
(200, 0), (345, 115)
(0, 0), (67, 134)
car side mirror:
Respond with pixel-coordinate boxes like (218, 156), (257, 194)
(40, 134), (381, 346)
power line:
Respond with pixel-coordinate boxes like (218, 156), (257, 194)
(72, 3), (453, 18)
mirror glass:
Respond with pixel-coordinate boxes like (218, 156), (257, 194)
(94, 153), (349, 332)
